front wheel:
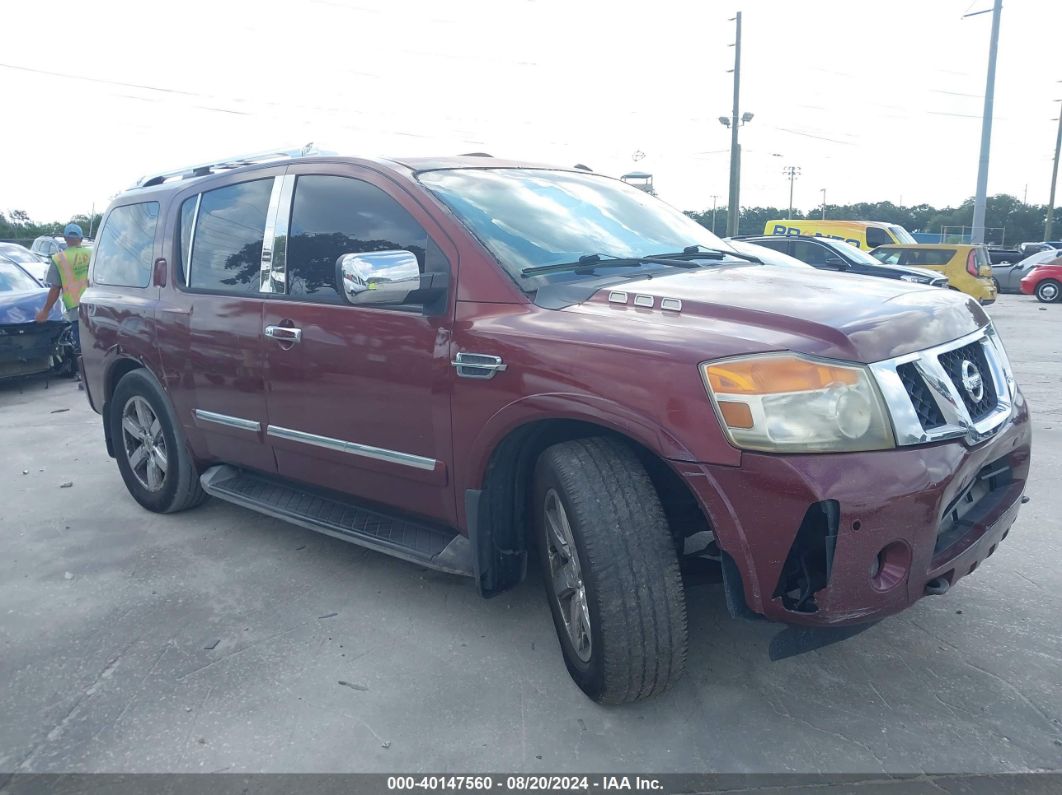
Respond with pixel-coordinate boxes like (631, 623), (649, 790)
(110, 369), (206, 513)
(534, 437), (687, 704)
(1035, 279), (1061, 303)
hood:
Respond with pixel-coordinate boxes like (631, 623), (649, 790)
(0, 289), (64, 325)
(567, 264), (988, 364)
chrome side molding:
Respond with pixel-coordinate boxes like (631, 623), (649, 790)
(266, 425), (437, 471)
(194, 410), (261, 432)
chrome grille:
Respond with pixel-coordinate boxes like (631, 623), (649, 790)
(937, 341), (998, 421)
(870, 325), (1015, 447)
(896, 362), (945, 429)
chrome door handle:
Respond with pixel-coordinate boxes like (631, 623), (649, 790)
(264, 325), (302, 343)
(452, 352), (507, 379)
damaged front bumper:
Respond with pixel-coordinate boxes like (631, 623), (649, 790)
(0, 320), (71, 380)
(674, 389), (1032, 627)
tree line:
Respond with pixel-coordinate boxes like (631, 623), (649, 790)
(685, 194), (1059, 246)
(3, 193), (1058, 249)
(0, 210), (104, 245)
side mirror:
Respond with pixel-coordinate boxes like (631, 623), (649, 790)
(824, 255), (848, 270)
(336, 250), (448, 311)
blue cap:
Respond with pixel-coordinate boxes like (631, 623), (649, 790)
(64, 223), (84, 238)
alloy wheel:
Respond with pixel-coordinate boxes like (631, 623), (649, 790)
(543, 488), (592, 662)
(121, 396), (168, 492)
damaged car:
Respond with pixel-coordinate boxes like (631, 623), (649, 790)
(0, 258), (75, 380)
(79, 152), (1030, 704)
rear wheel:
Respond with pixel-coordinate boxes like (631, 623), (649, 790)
(534, 437), (687, 704)
(1035, 279), (1061, 303)
(110, 369), (206, 513)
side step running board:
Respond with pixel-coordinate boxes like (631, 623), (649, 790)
(200, 465), (473, 577)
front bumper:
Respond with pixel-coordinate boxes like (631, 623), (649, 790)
(675, 389), (1031, 627)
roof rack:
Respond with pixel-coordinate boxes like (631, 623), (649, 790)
(134, 143), (335, 188)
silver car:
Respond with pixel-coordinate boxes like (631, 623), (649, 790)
(991, 248), (1062, 294)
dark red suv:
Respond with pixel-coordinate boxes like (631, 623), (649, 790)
(79, 151), (1031, 703)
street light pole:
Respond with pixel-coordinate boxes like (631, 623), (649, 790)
(969, 0), (1003, 244)
(820, 188), (826, 220)
(1046, 100), (1062, 240)
(710, 194), (720, 234)
(726, 12), (742, 237)
(783, 166), (801, 219)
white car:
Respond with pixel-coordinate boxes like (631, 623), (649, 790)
(0, 242), (49, 284)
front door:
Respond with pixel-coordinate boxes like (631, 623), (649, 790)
(260, 167), (457, 525)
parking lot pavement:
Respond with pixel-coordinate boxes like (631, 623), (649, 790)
(0, 293), (1060, 775)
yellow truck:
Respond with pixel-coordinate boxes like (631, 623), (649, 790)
(764, 220), (916, 250)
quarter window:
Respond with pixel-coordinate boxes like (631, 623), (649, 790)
(185, 179), (273, 294)
(285, 175), (440, 306)
(92, 202), (160, 288)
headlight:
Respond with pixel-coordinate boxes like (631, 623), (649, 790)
(702, 354), (895, 453)
(899, 274), (931, 284)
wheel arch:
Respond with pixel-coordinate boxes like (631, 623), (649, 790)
(466, 413), (712, 597)
(100, 356), (163, 457)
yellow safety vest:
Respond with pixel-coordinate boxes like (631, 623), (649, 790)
(52, 246), (91, 310)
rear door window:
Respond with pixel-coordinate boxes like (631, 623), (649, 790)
(185, 179), (273, 294)
(905, 250), (954, 267)
(874, 249), (902, 265)
(93, 202), (160, 287)
(789, 240), (831, 266)
(750, 238), (788, 253)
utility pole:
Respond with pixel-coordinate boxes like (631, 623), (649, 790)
(968, 0), (1002, 244)
(820, 188), (827, 220)
(1046, 99), (1062, 240)
(710, 194), (720, 234)
(726, 12), (742, 237)
(783, 166), (801, 219)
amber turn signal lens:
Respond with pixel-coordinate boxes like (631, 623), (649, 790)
(718, 401), (754, 428)
(704, 356), (859, 395)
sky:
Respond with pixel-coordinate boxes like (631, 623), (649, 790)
(2, 0), (1060, 224)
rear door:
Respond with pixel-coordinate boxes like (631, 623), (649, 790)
(259, 165), (458, 524)
(156, 171), (284, 474)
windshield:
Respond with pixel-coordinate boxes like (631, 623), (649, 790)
(0, 260), (43, 293)
(888, 225), (916, 244)
(827, 238), (886, 265)
(1018, 249), (1062, 268)
(418, 168), (737, 284)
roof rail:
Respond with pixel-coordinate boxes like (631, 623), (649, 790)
(134, 143), (335, 188)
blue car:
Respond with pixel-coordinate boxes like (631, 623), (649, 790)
(0, 256), (75, 380)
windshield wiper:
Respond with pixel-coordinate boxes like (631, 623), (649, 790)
(643, 244), (763, 264)
(520, 253), (703, 278)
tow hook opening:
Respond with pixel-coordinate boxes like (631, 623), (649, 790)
(772, 500), (840, 614)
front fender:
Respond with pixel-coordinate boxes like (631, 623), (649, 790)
(459, 390), (738, 502)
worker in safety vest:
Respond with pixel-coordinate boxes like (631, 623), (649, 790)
(35, 223), (91, 354)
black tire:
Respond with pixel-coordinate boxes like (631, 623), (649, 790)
(1035, 279), (1061, 303)
(991, 278), (1000, 294)
(533, 437), (687, 704)
(109, 369), (206, 513)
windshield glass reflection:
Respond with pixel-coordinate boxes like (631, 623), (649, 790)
(418, 168), (734, 285)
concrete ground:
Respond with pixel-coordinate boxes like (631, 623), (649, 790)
(1, 293), (1060, 775)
